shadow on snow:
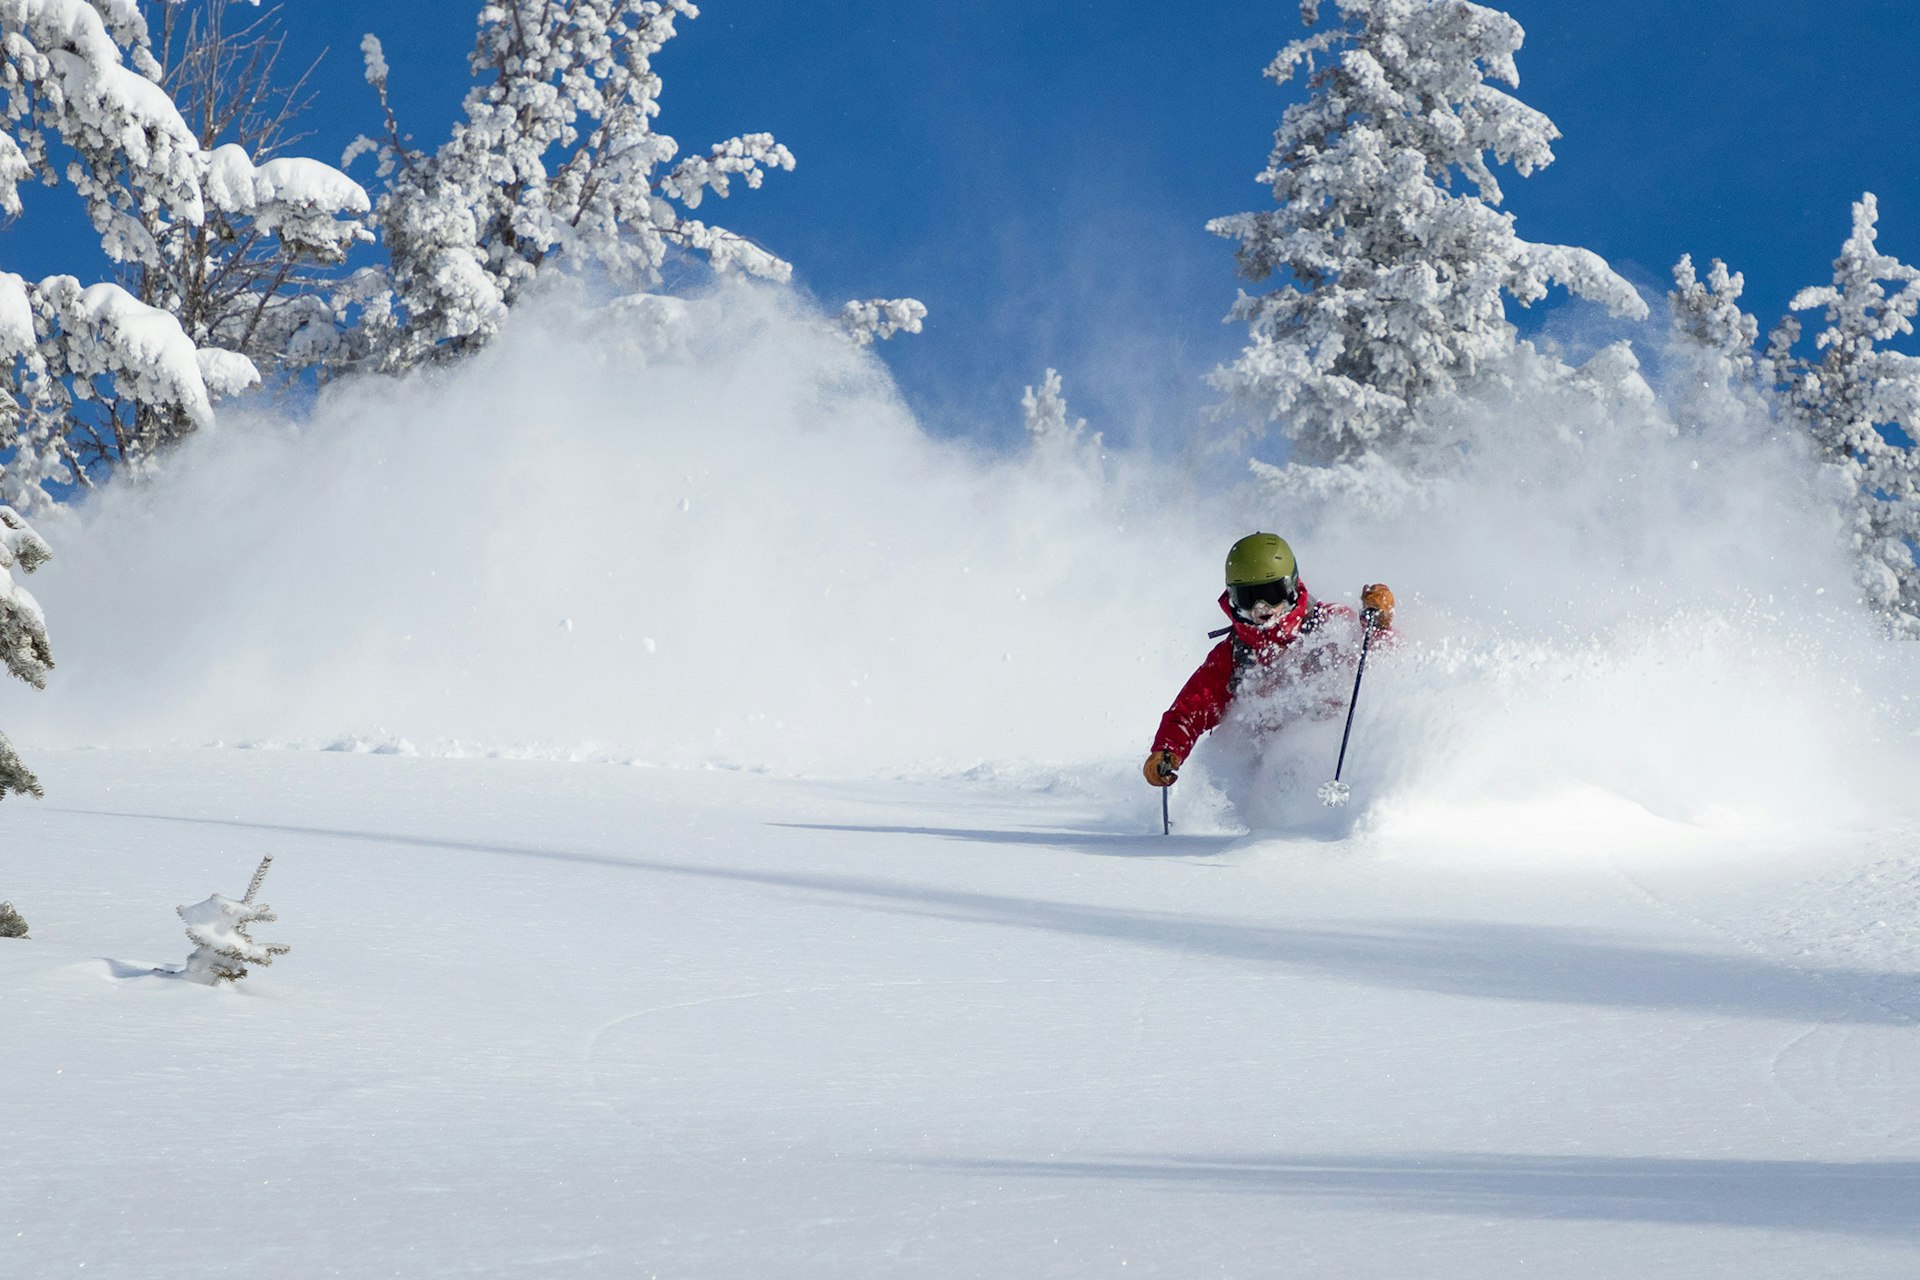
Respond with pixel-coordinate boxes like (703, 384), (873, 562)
(772, 820), (1243, 859)
(921, 1151), (1920, 1238)
(58, 807), (1920, 1027)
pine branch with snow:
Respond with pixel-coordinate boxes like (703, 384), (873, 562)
(1021, 368), (1101, 451)
(0, 505), (53, 665)
(1017, 367), (1107, 486)
(1020, 368), (1079, 441)
(176, 854), (289, 984)
(840, 298), (927, 347)
(0, 730), (40, 801)
(0, 502), (50, 800)
(0, 899), (25, 938)
(1209, 0), (1646, 470)
(1672, 255), (1760, 370)
(1, 271), (233, 501)
(0, 0), (205, 236)
(1772, 194), (1920, 636)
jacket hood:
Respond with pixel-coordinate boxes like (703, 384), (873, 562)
(1217, 582), (1314, 650)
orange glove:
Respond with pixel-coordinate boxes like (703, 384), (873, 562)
(1143, 750), (1181, 787)
(1361, 583), (1394, 629)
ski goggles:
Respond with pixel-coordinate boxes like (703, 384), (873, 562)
(1228, 575), (1299, 615)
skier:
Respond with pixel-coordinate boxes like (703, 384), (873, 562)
(1144, 533), (1394, 787)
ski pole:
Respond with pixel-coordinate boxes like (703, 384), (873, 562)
(1319, 609), (1379, 807)
(1156, 755), (1176, 835)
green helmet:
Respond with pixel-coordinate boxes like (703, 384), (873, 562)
(1224, 532), (1300, 617)
(1224, 532), (1297, 586)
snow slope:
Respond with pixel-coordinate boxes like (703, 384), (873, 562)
(4, 748), (1919, 1278)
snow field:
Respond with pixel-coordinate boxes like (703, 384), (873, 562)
(4, 748), (1919, 1278)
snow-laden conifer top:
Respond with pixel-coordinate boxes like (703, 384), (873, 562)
(1211, 0), (1646, 468)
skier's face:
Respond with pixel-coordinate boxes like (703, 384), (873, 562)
(1244, 599), (1287, 628)
(1228, 574), (1298, 626)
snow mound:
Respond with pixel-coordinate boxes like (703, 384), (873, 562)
(1353, 610), (1920, 850)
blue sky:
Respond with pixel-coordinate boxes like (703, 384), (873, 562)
(8, 1), (1920, 448)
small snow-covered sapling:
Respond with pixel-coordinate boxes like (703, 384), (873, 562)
(0, 900), (27, 938)
(176, 855), (290, 984)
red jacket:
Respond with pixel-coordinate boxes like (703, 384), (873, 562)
(1151, 584), (1381, 760)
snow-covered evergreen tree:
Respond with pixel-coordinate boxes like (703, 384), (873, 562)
(1209, 0), (1645, 469)
(1773, 195), (1920, 636)
(0, 0), (368, 507)
(345, 2), (923, 369)
(1668, 254), (1772, 431)
(0, 899), (25, 938)
(346, 0), (796, 370)
(0, 503), (51, 800)
(176, 854), (288, 984)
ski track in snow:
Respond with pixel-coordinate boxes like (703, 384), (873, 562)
(1606, 848), (1920, 1145)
